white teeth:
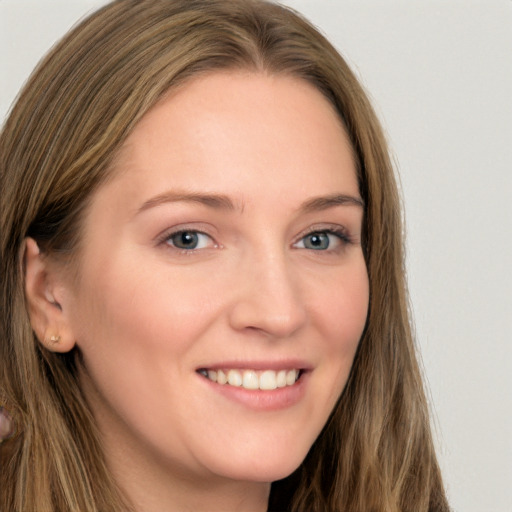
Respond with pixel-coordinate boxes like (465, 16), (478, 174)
(259, 370), (277, 390)
(227, 369), (243, 387)
(276, 370), (287, 388)
(242, 370), (259, 390)
(286, 369), (297, 386)
(201, 368), (300, 390)
(217, 369), (227, 385)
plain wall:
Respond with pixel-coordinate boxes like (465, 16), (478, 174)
(1, 1), (511, 511)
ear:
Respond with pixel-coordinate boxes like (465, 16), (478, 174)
(24, 237), (76, 353)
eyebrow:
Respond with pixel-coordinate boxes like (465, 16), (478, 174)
(135, 190), (364, 216)
(299, 193), (365, 213)
(136, 191), (240, 214)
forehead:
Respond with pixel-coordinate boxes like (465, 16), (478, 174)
(118, 72), (352, 175)
(88, 71), (359, 225)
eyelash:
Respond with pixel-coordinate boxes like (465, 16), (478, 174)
(157, 225), (353, 253)
(293, 226), (353, 251)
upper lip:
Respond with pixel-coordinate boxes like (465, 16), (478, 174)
(196, 360), (313, 371)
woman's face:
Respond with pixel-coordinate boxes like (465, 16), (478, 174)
(63, 72), (369, 485)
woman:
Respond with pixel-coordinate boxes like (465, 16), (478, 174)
(0, 0), (449, 511)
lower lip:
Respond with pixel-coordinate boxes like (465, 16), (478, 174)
(199, 372), (309, 411)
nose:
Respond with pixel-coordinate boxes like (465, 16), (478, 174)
(227, 250), (307, 339)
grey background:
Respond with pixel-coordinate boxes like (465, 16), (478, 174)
(1, 1), (511, 510)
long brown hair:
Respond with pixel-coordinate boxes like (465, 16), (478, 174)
(0, 1), (449, 510)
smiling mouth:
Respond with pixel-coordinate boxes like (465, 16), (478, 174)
(197, 368), (302, 390)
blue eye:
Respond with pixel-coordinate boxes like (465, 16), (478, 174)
(166, 231), (213, 250)
(295, 230), (347, 251)
(303, 232), (330, 250)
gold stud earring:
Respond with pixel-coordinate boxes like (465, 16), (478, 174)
(49, 335), (61, 344)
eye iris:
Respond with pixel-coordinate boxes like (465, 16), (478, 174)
(305, 232), (329, 250)
(172, 231), (199, 249)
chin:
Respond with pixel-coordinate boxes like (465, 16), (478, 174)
(206, 448), (307, 484)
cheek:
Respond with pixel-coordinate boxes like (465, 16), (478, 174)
(68, 262), (223, 438)
(312, 262), (369, 392)
(317, 263), (369, 348)
(71, 258), (223, 370)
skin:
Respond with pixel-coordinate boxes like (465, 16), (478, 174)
(26, 72), (369, 512)
(0, 407), (14, 442)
